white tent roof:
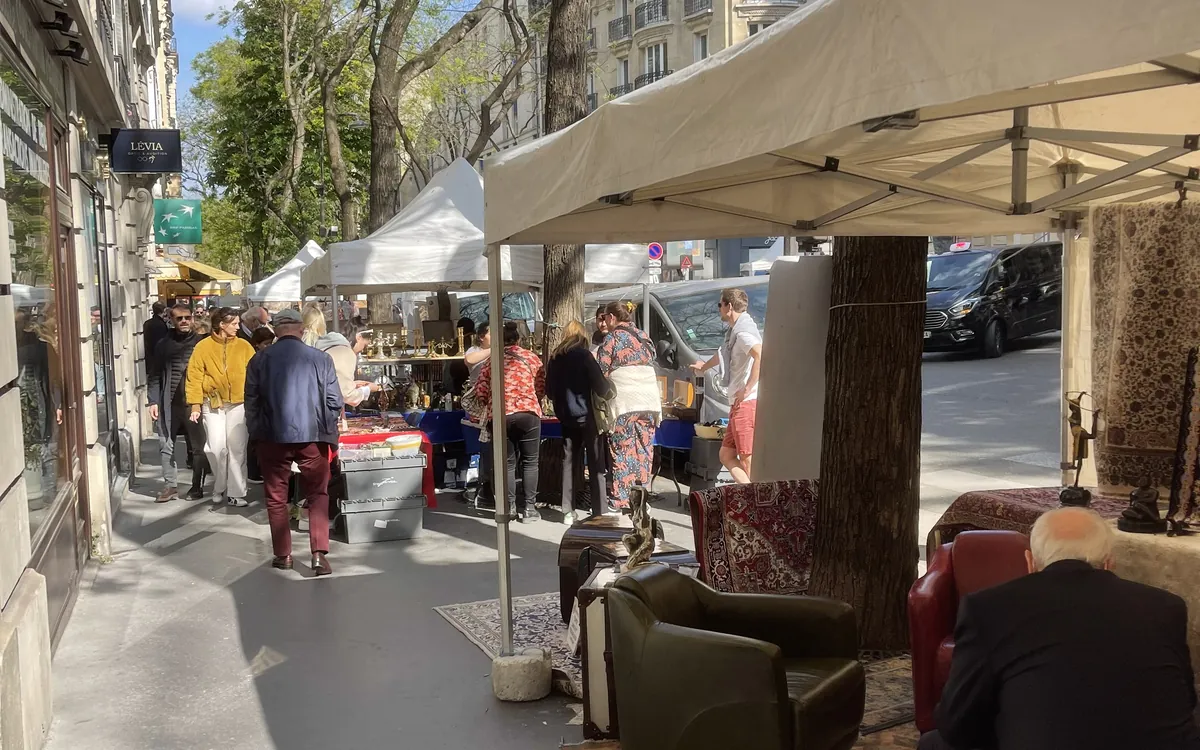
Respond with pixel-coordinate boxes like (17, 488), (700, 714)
(243, 240), (325, 303)
(302, 158), (650, 295)
(483, 0), (1200, 245)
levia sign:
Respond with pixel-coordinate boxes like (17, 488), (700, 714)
(109, 129), (183, 174)
(154, 199), (203, 245)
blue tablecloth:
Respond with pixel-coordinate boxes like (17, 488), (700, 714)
(460, 418), (561, 454)
(403, 410), (467, 445)
(654, 418), (696, 450)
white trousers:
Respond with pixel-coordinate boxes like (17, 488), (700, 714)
(201, 403), (248, 500)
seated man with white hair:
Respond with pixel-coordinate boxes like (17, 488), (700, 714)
(922, 506), (1199, 750)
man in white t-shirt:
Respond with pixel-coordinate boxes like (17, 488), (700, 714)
(691, 288), (762, 483)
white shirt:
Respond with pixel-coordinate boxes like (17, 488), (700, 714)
(726, 316), (763, 401)
(465, 346), (487, 387)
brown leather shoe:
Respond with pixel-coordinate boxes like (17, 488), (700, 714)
(272, 555), (293, 570)
(154, 487), (178, 503)
(312, 552), (332, 577)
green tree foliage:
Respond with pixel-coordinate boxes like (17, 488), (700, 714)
(188, 0), (371, 281)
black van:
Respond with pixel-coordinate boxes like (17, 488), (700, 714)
(924, 242), (1062, 358)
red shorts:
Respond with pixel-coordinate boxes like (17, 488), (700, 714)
(722, 399), (757, 456)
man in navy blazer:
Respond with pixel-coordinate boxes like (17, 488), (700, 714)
(921, 506), (1199, 750)
(245, 308), (343, 576)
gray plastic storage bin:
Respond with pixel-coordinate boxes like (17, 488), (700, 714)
(338, 453), (428, 543)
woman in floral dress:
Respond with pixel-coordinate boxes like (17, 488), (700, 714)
(595, 301), (661, 507)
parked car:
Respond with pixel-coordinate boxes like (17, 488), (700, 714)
(585, 277), (770, 422)
(924, 242), (1063, 358)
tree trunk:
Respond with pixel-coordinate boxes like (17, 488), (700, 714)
(321, 74), (359, 241)
(367, 293), (393, 325)
(808, 235), (925, 651)
(540, 0), (589, 348)
(368, 90), (404, 233)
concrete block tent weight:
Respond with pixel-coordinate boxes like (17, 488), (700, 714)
(479, 0), (1200, 659)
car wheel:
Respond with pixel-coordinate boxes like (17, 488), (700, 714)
(982, 319), (1005, 359)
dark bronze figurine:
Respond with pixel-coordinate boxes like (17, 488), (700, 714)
(1118, 478), (1168, 534)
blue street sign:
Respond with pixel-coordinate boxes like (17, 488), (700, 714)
(647, 242), (664, 260)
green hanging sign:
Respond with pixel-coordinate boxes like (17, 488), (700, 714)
(153, 199), (203, 244)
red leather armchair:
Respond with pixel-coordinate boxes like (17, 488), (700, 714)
(908, 530), (1030, 733)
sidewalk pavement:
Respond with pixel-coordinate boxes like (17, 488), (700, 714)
(46, 442), (580, 750)
(46, 439), (1048, 749)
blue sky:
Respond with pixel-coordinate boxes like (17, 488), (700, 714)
(174, 1), (232, 97)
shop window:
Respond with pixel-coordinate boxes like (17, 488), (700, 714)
(54, 128), (68, 191)
(2, 61), (69, 536)
(82, 193), (118, 455)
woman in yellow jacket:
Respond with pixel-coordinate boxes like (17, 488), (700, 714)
(186, 307), (256, 507)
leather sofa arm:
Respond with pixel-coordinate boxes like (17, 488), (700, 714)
(635, 622), (791, 750)
(700, 589), (858, 660)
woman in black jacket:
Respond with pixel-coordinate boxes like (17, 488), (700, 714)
(546, 320), (615, 522)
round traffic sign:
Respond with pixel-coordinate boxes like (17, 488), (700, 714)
(647, 242), (664, 260)
(680, 255), (693, 269)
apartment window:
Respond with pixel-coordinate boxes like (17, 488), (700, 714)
(644, 42), (667, 75)
(749, 21), (773, 35)
(694, 32), (708, 61)
(621, 58), (630, 85)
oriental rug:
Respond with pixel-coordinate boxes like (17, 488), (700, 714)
(435, 592), (913, 735)
(1091, 202), (1200, 498)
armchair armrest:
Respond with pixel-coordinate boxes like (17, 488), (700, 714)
(908, 541), (958, 732)
(636, 621), (791, 750)
(699, 587), (858, 660)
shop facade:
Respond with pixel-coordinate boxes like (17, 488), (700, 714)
(0, 0), (176, 747)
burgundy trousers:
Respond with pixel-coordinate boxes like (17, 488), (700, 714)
(259, 441), (333, 557)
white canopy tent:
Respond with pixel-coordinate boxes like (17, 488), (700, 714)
(479, 0), (1200, 658)
(243, 240), (325, 303)
(301, 158), (651, 297)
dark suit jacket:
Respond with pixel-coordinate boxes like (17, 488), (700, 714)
(244, 335), (343, 445)
(937, 559), (1199, 750)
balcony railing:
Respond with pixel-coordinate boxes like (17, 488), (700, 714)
(587, 28), (596, 49)
(635, 69), (672, 88)
(684, 0), (712, 15)
(611, 82), (635, 97)
(608, 15), (631, 42)
(634, 0), (669, 29)
(587, 93), (598, 112)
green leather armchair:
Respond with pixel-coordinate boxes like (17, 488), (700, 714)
(608, 565), (865, 750)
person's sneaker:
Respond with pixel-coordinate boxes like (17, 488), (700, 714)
(517, 508), (541, 524)
(154, 487), (178, 504)
(248, 477), (264, 485)
(185, 487), (205, 501)
(561, 513), (574, 526)
(227, 497), (249, 508)
(211, 493), (225, 505)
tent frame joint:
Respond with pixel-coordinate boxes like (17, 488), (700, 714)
(822, 156), (840, 172)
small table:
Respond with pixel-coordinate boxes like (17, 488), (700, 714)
(557, 513), (696, 622)
(927, 487), (1126, 562)
(652, 418), (696, 502)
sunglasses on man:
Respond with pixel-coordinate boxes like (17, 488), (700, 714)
(173, 315), (192, 321)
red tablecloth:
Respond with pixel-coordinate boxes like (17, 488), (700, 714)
(339, 430), (437, 509)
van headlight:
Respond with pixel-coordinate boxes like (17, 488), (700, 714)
(948, 297), (980, 317)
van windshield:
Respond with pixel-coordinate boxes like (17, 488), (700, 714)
(926, 252), (994, 292)
(458, 293), (537, 327)
(661, 285), (769, 352)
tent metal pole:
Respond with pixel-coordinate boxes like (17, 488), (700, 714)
(330, 242), (340, 333)
(487, 242), (515, 657)
(1059, 169), (1080, 487)
(1011, 107), (1029, 208)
